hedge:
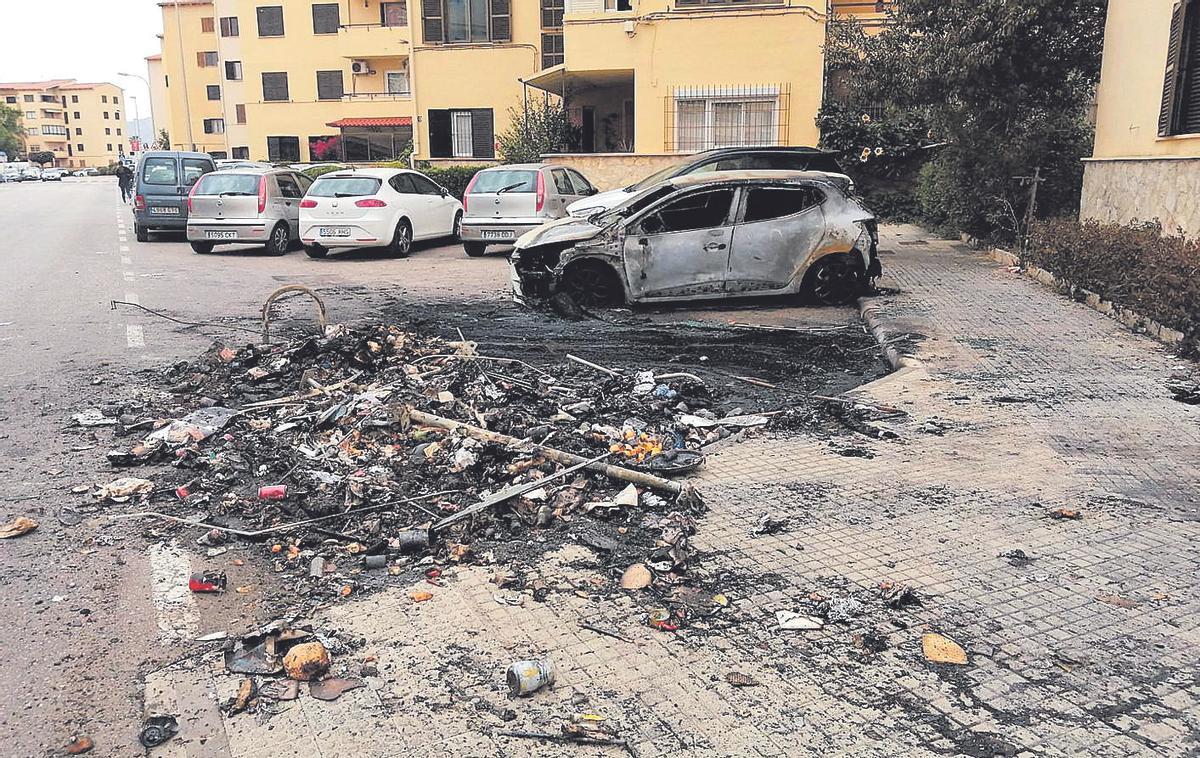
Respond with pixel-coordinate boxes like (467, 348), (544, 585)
(300, 162), (490, 200)
(1027, 219), (1200, 350)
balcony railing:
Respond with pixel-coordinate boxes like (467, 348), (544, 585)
(344, 91), (411, 100)
(565, 0), (633, 12)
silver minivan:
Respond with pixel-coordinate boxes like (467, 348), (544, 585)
(460, 164), (597, 257)
(185, 169), (313, 254)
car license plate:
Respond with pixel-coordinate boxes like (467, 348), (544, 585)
(150, 206), (180, 215)
(319, 226), (352, 237)
(205, 230), (238, 240)
(482, 230), (515, 240)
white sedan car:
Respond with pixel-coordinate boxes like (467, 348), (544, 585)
(299, 168), (462, 258)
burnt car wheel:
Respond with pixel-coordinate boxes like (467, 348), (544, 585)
(463, 242), (487, 257)
(806, 255), (865, 305)
(560, 260), (623, 307)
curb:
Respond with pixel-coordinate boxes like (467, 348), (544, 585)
(983, 248), (1187, 349)
(858, 297), (924, 371)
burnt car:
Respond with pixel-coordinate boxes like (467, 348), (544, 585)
(510, 170), (880, 307)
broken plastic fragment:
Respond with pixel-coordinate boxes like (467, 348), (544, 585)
(776, 611), (824, 630)
(922, 632), (968, 665)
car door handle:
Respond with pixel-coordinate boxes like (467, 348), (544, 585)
(704, 242), (727, 252)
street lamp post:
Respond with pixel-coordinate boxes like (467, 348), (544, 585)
(117, 72), (156, 148)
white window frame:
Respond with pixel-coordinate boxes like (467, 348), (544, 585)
(672, 86), (779, 151)
(385, 70), (410, 95)
(451, 111), (473, 157)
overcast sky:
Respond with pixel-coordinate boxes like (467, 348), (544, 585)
(0, 1), (162, 134)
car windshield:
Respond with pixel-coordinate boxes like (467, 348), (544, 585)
(589, 184), (676, 225)
(308, 176), (382, 197)
(193, 173), (260, 195)
(627, 160), (691, 192)
(470, 170), (537, 194)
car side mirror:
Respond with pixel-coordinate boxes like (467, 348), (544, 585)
(584, 187), (598, 196)
(439, 186), (448, 197)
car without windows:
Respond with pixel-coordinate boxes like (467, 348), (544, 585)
(185, 168), (314, 255)
(510, 170), (880, 307)
(299, 168), (463, 259)
(460, 164), (598, 257)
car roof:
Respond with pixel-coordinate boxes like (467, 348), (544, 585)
(693, 146), (833, 157)
(667, 169), (842, 188)
(140, 150), (213, 160)
(478, 163), (545, 171)
(313, 167), (417, 180)
(204, 167), (290, 176)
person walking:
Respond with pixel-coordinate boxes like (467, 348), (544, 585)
(115, 163), (133, 203)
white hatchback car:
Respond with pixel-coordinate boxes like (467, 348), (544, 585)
(299, 168), (463, 258)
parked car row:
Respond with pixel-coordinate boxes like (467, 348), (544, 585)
(0, 166), (96, 182)
(128, 144), (877, 305)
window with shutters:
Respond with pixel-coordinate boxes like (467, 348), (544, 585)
(316, 70), (345, 100)
(428, 108), (494, 158)
(267, 136), (300, 162)
(201, 16), (215, 32)
(381, 1), (408, 26)
(1160, 0), (1200, 136)
(257, 6), (285, 36)
(262, 72), (290, 102)
(422, 0), (509, 43)
(220, 16), (240, 36)
(226, 61), (244, 81)
(203, 118), (225, 135)
(312, 3), (340, 34)
(197, 51), (219, 67)
(542, 33), (563, 68)
(236, 104), (247, 124)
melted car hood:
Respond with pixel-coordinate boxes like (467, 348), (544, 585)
(565, 187), (632, 216)
(516, 215), (609, 249)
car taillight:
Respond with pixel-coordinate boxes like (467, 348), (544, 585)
(186, 180), (200, 214)
(299, 198), (317, 209)
(462, 173), (480, 214)
(535, 172), (545, 213)
(355, 198), (387, 208)
(257, 175), (268, 213)
(134, 194), (146, 211)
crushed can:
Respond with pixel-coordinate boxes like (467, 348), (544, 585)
(189, 570), (227, 593)
(394, 529), (430, 553)
(506, 657), (555, 697)
(364, 554), (388, 570)
(258, 484), (288, 500)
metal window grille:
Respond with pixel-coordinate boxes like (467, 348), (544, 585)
(542, 33), (564, 69)
(664, 84), (789, 152)
(451, 111), (473, 157)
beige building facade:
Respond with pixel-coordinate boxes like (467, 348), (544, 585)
(0, 79), (131, 168)
(1082, 0), (1200, 238)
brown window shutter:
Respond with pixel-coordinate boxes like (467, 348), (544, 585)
(422, 0), (444, 43)
(1160, 2), (1188, 136)
(236, 104), (247, 124)
(1182, 3), (1200, 133)
(196, 51), (206, 67)
(201, 16), (215, 33)
(491, 0), (511, 42)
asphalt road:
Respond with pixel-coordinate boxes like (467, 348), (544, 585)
(0, 178), (862, 756)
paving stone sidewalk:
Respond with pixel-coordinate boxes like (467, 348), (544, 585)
(149, 225), (1199, 757)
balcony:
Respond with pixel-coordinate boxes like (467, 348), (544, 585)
(343, 90), (411, 101)
(338, 23), (410, 59)
(565, 0), (634, 12)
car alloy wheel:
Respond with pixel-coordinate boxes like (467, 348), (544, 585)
(808, 256), (862, 305)
(452, 212), (463, 242)
(267, 223), (290, 255)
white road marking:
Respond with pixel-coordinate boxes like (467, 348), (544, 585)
(121, 255), (132, 265)
(124, 291), (140, 305)
(123, 272), (135, 282)
(119, 245), (130, 252)
(126, 324), (145, 348)
(146, 543), (200, 645)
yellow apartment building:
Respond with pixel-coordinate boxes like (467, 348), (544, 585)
(1082, 0), (1200, 238)
(146, 53), (170, 145)
(0, 79), (131, 168)
(152, 0), (887, 179)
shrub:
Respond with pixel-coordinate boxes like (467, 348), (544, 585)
(1028, 219), (1200, 349)
(302, 164), (346, 180)
(413, 164), (491, 200)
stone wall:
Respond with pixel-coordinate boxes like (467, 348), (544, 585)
(540, 153), (686, 191)
(1080, 157), (1200, 238)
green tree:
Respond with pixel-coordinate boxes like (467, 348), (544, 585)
(28, 150), (55, 166)
(496, 97), (578, 164)
(821, 0), (1107, 240)
(0, 104), (23, 158)
(156, 128), (169, 149)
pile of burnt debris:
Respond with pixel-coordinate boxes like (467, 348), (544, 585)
(70, 323), (816, 611)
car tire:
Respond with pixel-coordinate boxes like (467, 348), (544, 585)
(135, 224), (149, 242)
(304, 244), (328, 259)
(560, 260), (624, 307)
(805, 255), (865, 306)
(265, 223), (290, 256)
(450, 212), (463, 243)
(463, 242), (487, 257)
(191, 241), (215, 254)
(389, 219), (413, 258)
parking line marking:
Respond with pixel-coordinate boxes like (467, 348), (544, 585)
(121, 255), (132, 265)
(146, 543), (199, 645)
(126, 325), (145, 348)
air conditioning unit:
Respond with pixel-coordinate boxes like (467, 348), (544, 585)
(350, 60), (372, 75)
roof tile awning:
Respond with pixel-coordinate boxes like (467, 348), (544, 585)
(326, 117), (412, 128)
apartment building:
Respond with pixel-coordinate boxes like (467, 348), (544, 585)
(152, 1), (886, 178)
(0, 79), (130, 168)
(1082, 0), (1200, 238)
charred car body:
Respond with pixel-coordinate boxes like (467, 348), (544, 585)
(510, 171), (880, 307)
